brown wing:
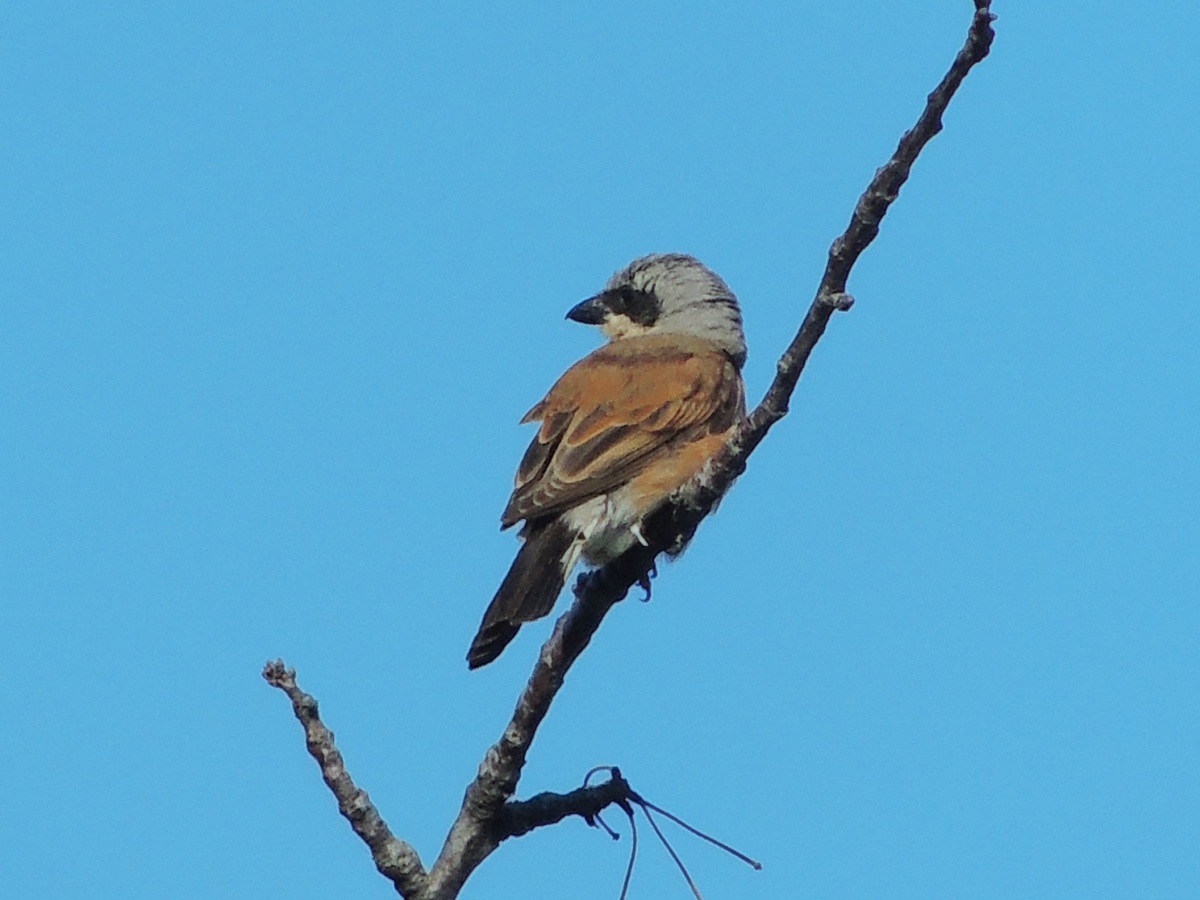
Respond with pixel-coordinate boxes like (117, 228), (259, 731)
(500, 334), (744, 528)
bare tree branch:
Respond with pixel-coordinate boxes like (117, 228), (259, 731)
(421, 572), (640, 897)
(262, 661), (429, 897)
(265, 4), (996, 897)
(749, 0), (997, 443)
(499, 771), (635, 839)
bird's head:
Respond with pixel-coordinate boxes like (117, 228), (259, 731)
(566, 253), (747, 368)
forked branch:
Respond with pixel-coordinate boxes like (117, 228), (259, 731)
(264, 4), (996, 897)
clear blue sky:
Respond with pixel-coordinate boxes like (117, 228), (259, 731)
(3, 3), (1197, 898)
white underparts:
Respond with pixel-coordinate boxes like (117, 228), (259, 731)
(563, 492), (646, 568)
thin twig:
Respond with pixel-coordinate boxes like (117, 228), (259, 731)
(635, 797), (762, 871)
(261, 661), (428, 898)
(641, 804), (704, 899)
(618, 803), (639, 900)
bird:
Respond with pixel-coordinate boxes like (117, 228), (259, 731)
(467, 253), (747, 669)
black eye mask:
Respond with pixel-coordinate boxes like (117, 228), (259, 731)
(603, 285), (661, 326)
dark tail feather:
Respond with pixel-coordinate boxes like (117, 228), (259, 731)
(467, 519), (577, 669)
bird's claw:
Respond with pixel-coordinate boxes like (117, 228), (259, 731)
(636, 561), (658, 601)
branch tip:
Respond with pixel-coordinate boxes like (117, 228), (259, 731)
(262, 660), (428, 897)
(262, 658), (294, 689)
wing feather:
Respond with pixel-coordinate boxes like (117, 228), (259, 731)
(513, 410), (571, 489)
(500, 335), (743, 528)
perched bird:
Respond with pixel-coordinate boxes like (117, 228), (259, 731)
(467, 253), (747, 669)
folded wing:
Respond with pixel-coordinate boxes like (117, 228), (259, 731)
(501, 334), (743, 529)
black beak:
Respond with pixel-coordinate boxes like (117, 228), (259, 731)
(565, 293), (608, 325)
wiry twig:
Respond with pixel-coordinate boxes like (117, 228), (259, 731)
(618, 803), (639, 900)
(559, 767), (761, 898)
(640, 804), (703, 899)
(510, 767), (760, 899)
(264, 5), (996, 897)
(636, 798), (763, 871)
